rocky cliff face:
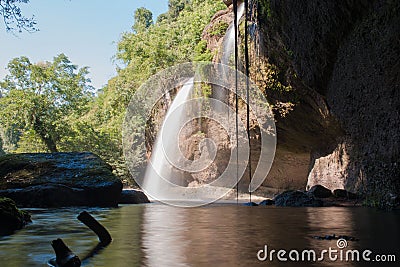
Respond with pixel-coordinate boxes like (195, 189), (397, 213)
(257, 0), (399, 206)
(199, 0), (399, 206)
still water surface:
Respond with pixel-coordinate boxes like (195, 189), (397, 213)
(0, 204), (399, 266)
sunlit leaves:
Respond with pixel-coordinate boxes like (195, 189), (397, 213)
(0, 54), (94, 152)
(133, 7), (153, 33)
(80, 0), (226, 181)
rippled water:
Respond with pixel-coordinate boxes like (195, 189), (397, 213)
(0, 204), (399, 266)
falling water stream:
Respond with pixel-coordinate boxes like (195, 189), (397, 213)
(142, 3), (246, 203)
(142, 78), (194, 200)
(221, 2), (245, 66)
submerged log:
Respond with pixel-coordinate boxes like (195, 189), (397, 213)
(50, 238), (81, 267)
(77, 211), (112, 245)
(50, 211), (112, 266)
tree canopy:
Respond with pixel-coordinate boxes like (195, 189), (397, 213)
(85, 0), (225, 180)
(0, 0), (226, 183)
(0, 54), (93, 152)
(133, 7), (153, 33)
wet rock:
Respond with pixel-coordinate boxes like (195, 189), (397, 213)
(312, 234), (359, 241)
(388, 193), (399, 207)
(119, 189), (150, 204)
(0, 153), (122, 207)
(274, 190), (323, 207)
(243, 202), (258, 206)
(333, 189), (359, 199)
(222, 0), (233, 7)
(307, 185), (332, 198)
(259, 199), (275, 206)
(0, 197), (31, 235)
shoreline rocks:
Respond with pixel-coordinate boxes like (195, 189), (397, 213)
(256, 185), (363, 207)
(307, 185), (332, 198)
(259, 199), (275, 206)
(119, 189), (150, 204)
(274, 190), (323, 207)
(0, 152), (123, 207)
(0, 197), (31, 235)
(333, 189), (359, 199)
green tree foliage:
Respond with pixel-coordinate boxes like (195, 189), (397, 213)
(116, 0), (225, 105)
(84, 0), (225, 181)
(168, 0), (190, 19)
(157, 0), (191, 23)
(0, 54), (93, 152)
(0, 0), (226, 184)
(194, 40), (213, 62)
(132, 7), (153, 33)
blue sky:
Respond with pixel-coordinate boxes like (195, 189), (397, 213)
(0, 0), (169, 89)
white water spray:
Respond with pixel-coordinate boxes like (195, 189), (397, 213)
(142, 78), (194, 199)
(221, 2), (245, 66)
(142, 3), (247, 202)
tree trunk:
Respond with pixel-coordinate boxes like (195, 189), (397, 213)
(33, 117), (58, 152)
(42, 136), (58, 153)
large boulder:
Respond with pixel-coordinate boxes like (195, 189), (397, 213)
(0, 197), (31, 235)
(222, 0), (233, 7)
(274, 190), (323, 207)
(333, 189), (359, 200)
(119, 189), (150, 204)
(0, 153), (123, 207)
(259, 199), (275, 206)
(307, 185), (332, 198)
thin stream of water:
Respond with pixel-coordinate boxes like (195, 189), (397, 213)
(143, 78), (194, 199)
(142, 3), (246, 203)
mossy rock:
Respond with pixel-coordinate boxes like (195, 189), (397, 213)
(0, 152), (123, 207)
(0, 197), (31, 235)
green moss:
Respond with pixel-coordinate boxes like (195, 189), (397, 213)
(194, 40), (213, 62)
(208, 21), (229, 37)
(259, 0), (273, 20)
(0, 197), (31, 235)
(251, 60), (293, 93)
(285, 48), (294, 59)
(0, 153), (120, 190)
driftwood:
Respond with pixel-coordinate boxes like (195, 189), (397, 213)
(50, 239), (81, 267)
(49, 211), (112, 266)
(78, 211), (112, 245)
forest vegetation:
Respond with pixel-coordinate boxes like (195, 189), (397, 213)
(0, 0), (225, 183)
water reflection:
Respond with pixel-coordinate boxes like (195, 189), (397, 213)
(306, 207), (357, 267)
(142, 204), (190, 267)
(0, 205), (398, 266)
(140, 204), (314, 267)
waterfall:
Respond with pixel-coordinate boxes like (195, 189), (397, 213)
(142, 78), (194, 200)
(213, 2), (245, 110)
(141, 3), (247, 203)
(221, 2), (245, 66)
